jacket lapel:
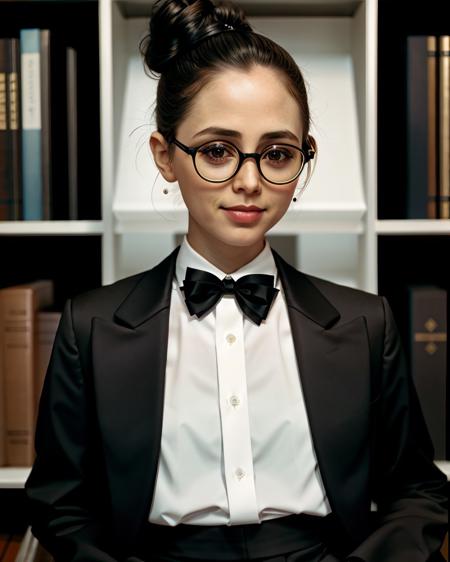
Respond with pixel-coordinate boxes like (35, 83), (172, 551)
(272, 250), (372, 540)
(91, 247), (180, 552)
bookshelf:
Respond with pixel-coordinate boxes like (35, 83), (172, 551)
(0, 0), (448, 555)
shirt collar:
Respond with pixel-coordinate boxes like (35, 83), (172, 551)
(175, 235), (278, 288)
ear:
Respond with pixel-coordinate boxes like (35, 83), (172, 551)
(149, 131), (177, 182)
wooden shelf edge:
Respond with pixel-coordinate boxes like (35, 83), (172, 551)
(0, 221), (104, 236)
(0, 467), (31, 489)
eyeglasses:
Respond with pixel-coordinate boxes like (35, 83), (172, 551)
(171, 137), (315, 185)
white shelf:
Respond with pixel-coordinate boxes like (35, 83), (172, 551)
(115, 0), (363, 18)
(0, 221), (104, 236)
(0, 467), (31, 489)
(376, 220), (450, 235)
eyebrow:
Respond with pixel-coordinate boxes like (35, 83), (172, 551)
(192, 126), (300, 143)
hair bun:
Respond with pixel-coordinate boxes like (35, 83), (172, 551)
(140, 0), (252, 74)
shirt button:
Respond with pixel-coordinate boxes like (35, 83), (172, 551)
(235, 468), (246, 480)
(226, 333), (236, 344)
(230, 395), (240, 408)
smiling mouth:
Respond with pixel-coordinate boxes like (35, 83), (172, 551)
(221, 207), (265, 224)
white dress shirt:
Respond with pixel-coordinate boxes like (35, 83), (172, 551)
(148, 235), (331, 526)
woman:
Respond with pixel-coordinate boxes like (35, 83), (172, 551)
(24, 0), (448, 561)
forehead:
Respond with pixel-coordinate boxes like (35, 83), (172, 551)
(178, 65), (303, 142)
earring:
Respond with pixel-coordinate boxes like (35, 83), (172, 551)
(163, 188), (169, 195)
(292, 197), (297, 202)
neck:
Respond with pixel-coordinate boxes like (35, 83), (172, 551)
(186, 233), (266, 274)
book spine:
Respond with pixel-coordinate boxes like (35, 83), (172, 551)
(408, 285), (447, 459)
(0, 38), (13, 221)
(1, 288), (37, 466)
(0, 281), (54, 466)
(406, 36), (438, 219)
(438, 36), (450, 219)
(9, 37), (22, 221)
(20, 29), (43, 221)
(67, 46), (78, 220)
(40, 29), (51, 221)
(0, 288), (5, 465)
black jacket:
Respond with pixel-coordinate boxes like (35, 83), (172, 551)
(24, 246), (448, 561)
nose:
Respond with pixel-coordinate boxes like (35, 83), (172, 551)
(231, 156), (262, 194)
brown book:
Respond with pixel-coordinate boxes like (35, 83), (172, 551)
(36, 310), (61, 423)
(408, 285), (447, 459)
(0, 37), (22, 221)
(406, 36), (438, 219)
(0, 532), (10, 559)
(438, 35), (450, 219)
(0, 280), (54, 466)
(2, 532), (23, 562)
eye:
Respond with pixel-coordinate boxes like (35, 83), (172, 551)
(199, 142), (235, 162)
(263, 146), (294, 165)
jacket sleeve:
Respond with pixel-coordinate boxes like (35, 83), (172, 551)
(345, 296), (448, 562)
(24, 298), (120, 562)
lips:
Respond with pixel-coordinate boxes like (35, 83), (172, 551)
(222, 205), (264, 211)
(221, 205), (265, 224)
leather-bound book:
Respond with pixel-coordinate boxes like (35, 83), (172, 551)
(406, 36), (438, 219)
(408, 285), (447, 460)
(438, 36), (450, 219)
(0, 37), (22, 221)
(0, 280), (54, 466)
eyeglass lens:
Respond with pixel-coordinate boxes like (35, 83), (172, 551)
(195, 141), (305, 183)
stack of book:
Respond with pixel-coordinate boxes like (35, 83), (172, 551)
(0, 29), (79, 221)
(0, 280), (61, 467)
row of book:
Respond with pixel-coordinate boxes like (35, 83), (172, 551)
(0, 29), (79, 221)
(0, 280), (60, 467)
(406, 35), (450, 219)
(0, 528), (52, 562)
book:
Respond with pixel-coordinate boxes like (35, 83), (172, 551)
(20, 29), (51, 221)
(408, 285), (447, 459)
(438, 35), (450, 219)
(66, 46), (78, 220)
(1, 532), (23, 562)
(406, 36), (438, 219)
(0, 280), (54, 466)
(0, 37), (22, 221)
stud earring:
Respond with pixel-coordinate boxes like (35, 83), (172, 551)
(163, 188), (169, 195)
(292, 197), (297, 202)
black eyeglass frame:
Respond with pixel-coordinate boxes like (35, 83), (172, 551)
(171, 137), (315, 185)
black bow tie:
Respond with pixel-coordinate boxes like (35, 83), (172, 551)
(181, 267), (279, 325)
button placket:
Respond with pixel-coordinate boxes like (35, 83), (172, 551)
(215, 294), (259, 524)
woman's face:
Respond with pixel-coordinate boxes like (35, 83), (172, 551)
(153, 65), (304, 258)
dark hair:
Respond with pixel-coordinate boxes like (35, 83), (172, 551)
(139, 0), (316, 162)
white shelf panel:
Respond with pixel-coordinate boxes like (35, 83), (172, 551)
(115, 0), (363, 19)
(376, 220), (450, 235)
(0, 221), (104, 236)
(0, 467), (31, 489)
(115, 203), (366, 234)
